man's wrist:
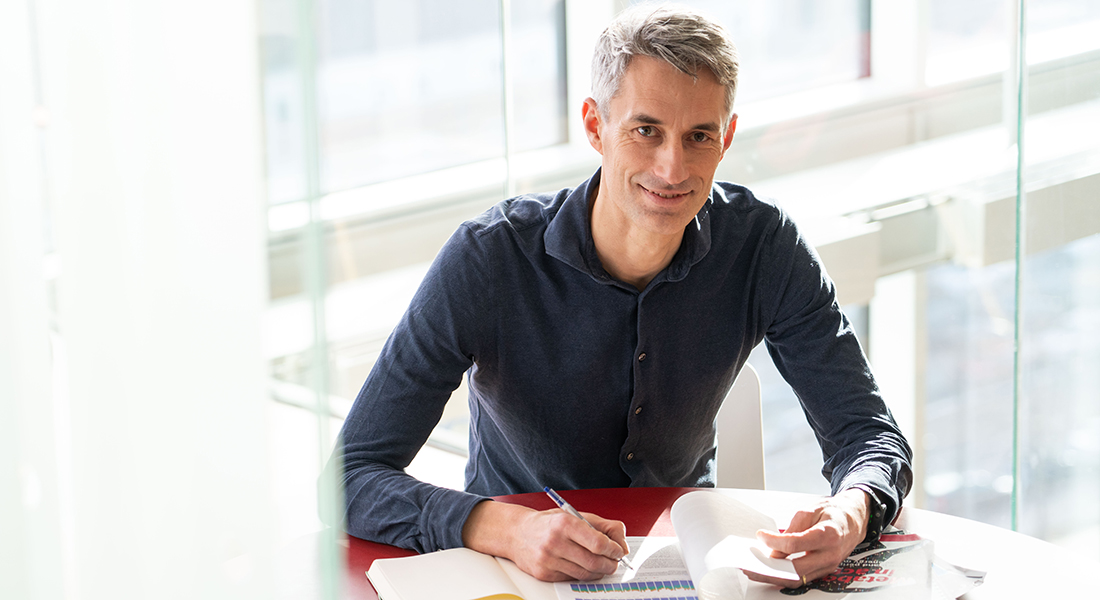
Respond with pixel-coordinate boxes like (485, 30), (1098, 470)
(462, 499), (526, 556)
(846, 484), (887, 545)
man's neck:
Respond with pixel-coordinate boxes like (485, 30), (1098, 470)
(589, 185), (685, 292)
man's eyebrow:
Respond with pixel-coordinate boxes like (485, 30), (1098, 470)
(630, 113), (663, 125)
(628, 113), (722, 132)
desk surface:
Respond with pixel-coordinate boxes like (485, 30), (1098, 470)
(277, 487), (1095, 599)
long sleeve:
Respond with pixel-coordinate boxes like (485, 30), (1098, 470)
(758, 210), (913, 524)
(323, 224), (495, 553)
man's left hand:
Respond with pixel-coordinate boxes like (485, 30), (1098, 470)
(745, 488), (870, 588)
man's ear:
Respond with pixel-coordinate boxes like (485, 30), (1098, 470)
(722, 113), (738, 152)
(582, 98), (604, 154)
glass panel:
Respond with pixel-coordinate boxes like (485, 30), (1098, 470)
(317, 0), (504, 193)
(261, 0), (310, 205)
(922, 260), (1017, 526)
(1018, 0), (1100, 562)
(1027, 0), (1100, 64)
(262, 0), (567, 204)
(260, 1), (346, 594)
(263, 0), (570, 529)
(1018, 235), (1100, 559)
(926, 0), (1009, 85)
(510, 0), (570, 154)
(928, 0), (1100, 86)
(633, 0), (869, 102)
(2, 1), (279, 596)
(921, 0), (1100, 562)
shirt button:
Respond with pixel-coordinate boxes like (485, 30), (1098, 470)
(634, 406), (642, 415)
(638, 352), (646, 361)
(626, 453), (635, 461)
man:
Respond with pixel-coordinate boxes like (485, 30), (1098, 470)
(327, 4), (912, 589)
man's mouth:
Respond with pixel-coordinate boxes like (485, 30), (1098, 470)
(641, 186), (691, 199)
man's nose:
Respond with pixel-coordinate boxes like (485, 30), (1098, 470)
(653, 140), (689, 185)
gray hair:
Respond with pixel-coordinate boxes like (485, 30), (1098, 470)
(591, 4), (739, 125)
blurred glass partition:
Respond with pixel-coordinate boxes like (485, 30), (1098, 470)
(2, 1), (278, 598)
(258, 0), (570, 574)
(918, 0), (1100, 560)
(921, 259), (1019, 525)
(1016, 0), (1100, 560)
(1017, 235), (1100, 554)
(312, 0), (567, 193)
(926, 0), (1009, 86)
(263, 0), (567, 205)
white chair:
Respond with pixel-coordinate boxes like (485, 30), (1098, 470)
(714, 362), (765, 489)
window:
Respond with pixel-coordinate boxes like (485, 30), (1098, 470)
(261, 0), (568, 205)
(927, 0), (1100, 85)
(632, 0), (872, 102)
(923, 235), (1100, 545)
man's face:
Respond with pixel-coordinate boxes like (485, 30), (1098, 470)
(584, 55), (736, 239)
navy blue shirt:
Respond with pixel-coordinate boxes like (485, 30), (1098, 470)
(331, 170), (912, 553)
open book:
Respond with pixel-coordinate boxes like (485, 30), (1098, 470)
(366, 490), (982, 600)
(367, 545), (557, 600)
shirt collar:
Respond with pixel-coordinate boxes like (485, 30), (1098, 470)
(545, 168), (714, 286)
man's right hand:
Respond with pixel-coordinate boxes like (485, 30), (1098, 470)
(461, 499), (629, 581)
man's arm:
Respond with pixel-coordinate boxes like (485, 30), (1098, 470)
(750, 209), (913, 585)
(324, 224), (494, 552)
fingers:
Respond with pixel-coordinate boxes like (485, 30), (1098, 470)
(581, 511), (630, 557)
(757, 525), (829, 556)
(553, 511), (628, 573)
(785, 504), (826, 534)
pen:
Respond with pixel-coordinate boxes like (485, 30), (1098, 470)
(543, 486), (636, 570)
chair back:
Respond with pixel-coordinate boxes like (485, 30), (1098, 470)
(714, 362), (765, 489)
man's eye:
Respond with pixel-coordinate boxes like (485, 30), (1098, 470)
(692, 132), (710, 143)
(637, 126), (655, 137)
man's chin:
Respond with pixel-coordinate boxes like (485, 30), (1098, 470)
(635, 208), (699, 237)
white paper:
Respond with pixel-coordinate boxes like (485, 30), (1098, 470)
(670, 489), (798, 594)
(553, 537), (696, 600)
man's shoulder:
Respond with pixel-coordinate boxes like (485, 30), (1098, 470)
(707, 180), (789, 228)
(463, 187), (573, 237)
(709, 180), (781, 212)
